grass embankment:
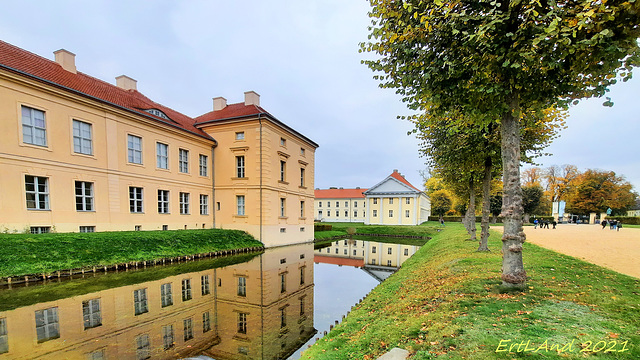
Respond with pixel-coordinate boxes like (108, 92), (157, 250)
(315, 222), (437, 242)
(0, 229), (262, 278)
(302, 223), (640, 359)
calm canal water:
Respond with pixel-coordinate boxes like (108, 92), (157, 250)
(0, 239), (419, 360)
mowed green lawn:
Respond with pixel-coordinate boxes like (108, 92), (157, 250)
(303, 222), (639, 359)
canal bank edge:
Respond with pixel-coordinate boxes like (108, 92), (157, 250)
(301, 222), (640, 359)
(0, 228), (264, 283)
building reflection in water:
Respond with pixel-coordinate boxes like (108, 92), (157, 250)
(0, 243), (315, 360)
(314, 239), (419, 282)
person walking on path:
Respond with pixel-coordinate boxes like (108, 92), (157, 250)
(602, 220), (608, 229)
(617, 222), (622, 231)
(534, 219), (539, 229)
(552, 220), (557, 229)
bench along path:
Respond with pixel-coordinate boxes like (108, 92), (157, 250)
(494, 224), (640, 279)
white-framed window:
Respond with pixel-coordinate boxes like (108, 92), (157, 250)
(280, 198), (286, 217)
(72, 120), (92, 155)
(161, 283), (173, 307)
(335, 201), (339, 207)
(203, 312), (211, 332)
(319, 201), (322, 207)
(280, 161), (286, 181)
(183, 318), (193, 341)
(178, 149), (189, 173)
(30, 226), (50, 234)
(79, 226), (95, 233)
(373, 198), (378, 204)
(300, 148), (305, 156)
(235, 131), (245, 140)
(373, 210), (377, 217)
(280, 273), (287, 293)
(25, 175), (49, 210)
(404, 248), (409, 256)
(237, 276), (247, 297)
(372, 246), (377, 253)
(318, 210), (323, 217)
(129, 187), (143, 213)
(135, 334), (150, 360)
(280, 137), (286, 146)
(354, 202), (358, 207)
(300, 168), (305, 187)
(237, 195), (245, 215)
(354, 210), (358, 217)
(389, 210), (394, 217)
(406, 210), (410, 218)
(389, 198), (394, 205)
(0, 318), (7, 354)
(22, 106), (47, 147)
(300, 266), (305, 285)
(327, 210), (331, 217)
(406, 197), (411, 204)
(345, 201), (348, 207)
(133, 289), (148, 315)
(388, 247), (393, 254)
(300, 201), (305, 218)
(158, 190), (170, 214)
(199, 154), (208, 176)
(182, 278), (192, 301)
(237, 313), (247, 334)
(387, 260), (392, 266)
(156, 142), (168, 169)
(200, 194), (209, 215)
(75, 181), (94, 211)
(344, 210), (348, 217)
(35, 307), (59, 343)
(127, 135), (142, 164)
(179, 192), (190, 215)
(236, 155), (245, 178)
(280, 307), (287, 328)
(162, 325), (174, 350)
(344, 249), (347, 255)
(201, 275), (211, 295)
(82, 298), (102, 329)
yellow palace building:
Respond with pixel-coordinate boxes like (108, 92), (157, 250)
(0, 40), (317, 247)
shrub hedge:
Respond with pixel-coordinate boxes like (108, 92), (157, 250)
(606, 216), (640, 225)
(314, 224), (333, 231)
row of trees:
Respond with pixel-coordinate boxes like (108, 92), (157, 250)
(362, 0), (640, 288)
(521, 165), (637, 217)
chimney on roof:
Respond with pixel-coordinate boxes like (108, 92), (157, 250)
(244, 91), (260, 106)
(393, 169), (398, 173)
(116, 75), (137, 91)
(54, 49), (76, 74)
(213, 97), (227, 111)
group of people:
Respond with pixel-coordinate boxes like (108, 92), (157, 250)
(533, 219), (557, 229)
(601, 219), (622, 231)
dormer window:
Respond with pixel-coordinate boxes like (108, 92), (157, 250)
(144, 108), (171, 121)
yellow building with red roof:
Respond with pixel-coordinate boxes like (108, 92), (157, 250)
(314, 170), (430, 225)
(0, 40), (317, 247)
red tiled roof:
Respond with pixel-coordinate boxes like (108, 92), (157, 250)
(194, 103), (273, 123)
(0, 40), (211, 139)
(314, 255), (364, 268)
(390, 170), (421, 191)
(315, 188), (367, 199)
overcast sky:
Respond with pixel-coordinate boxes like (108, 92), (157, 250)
(2, 1), (638, 192)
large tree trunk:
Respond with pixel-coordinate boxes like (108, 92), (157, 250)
(464, 178), (477, 241)
(478, 157), (492, 252)
(500, 103), (527, 288)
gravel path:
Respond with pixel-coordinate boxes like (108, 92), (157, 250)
(494, 224), (640, 279)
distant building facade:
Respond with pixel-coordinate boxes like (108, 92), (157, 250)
(627, 199), (640, 217)
(314, 170), (430, 225)
(0, 41), (317, 247)
(314, 188), (367, 222)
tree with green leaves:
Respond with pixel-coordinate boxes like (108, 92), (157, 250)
(362, 0), (640, 288)
(522, 185), (544, 223)
(430, 189), (453, 222)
